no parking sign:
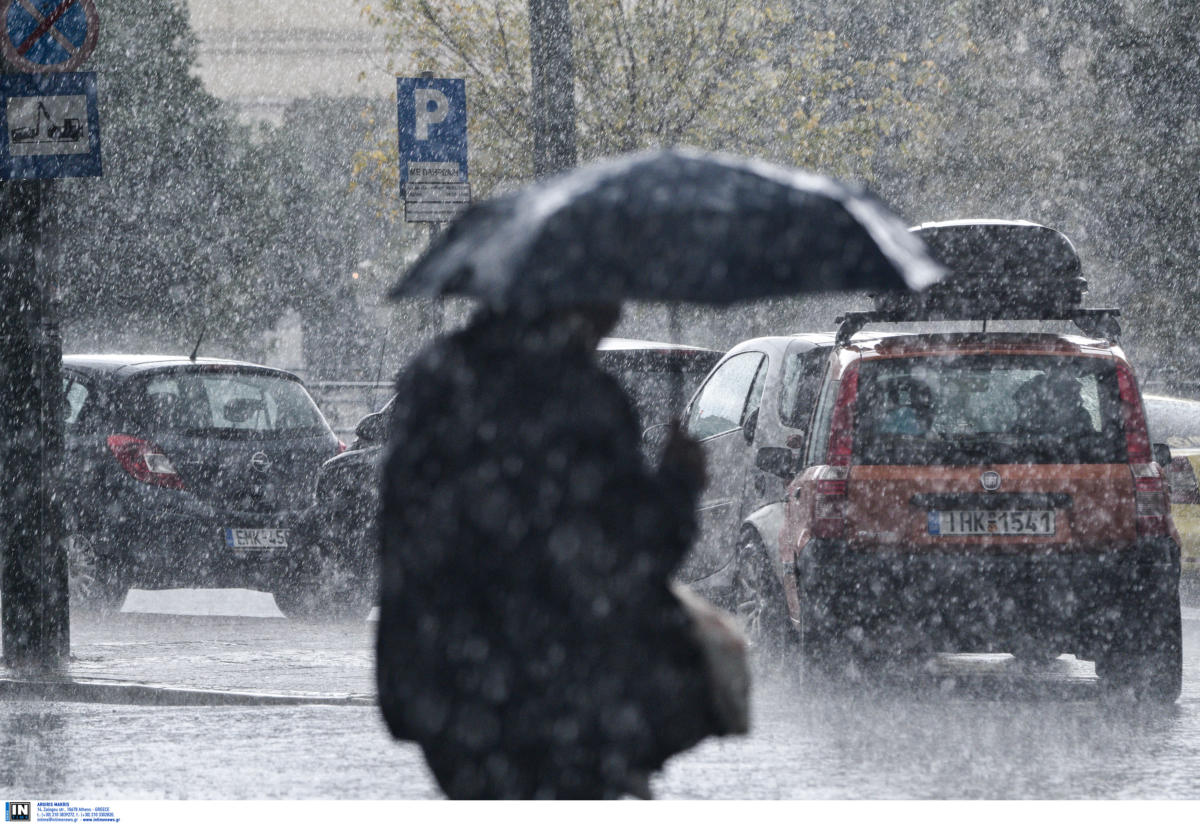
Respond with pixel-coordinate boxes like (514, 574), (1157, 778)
(0, 0), (99, 73)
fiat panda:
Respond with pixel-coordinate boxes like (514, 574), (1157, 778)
(772, 221), (1183, 701)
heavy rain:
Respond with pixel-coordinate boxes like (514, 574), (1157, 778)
(2, 0), (1200, 809)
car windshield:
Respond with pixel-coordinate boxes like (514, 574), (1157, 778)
(135, 370), (327, 438)
(1144, 396), (1200, 448)
(853, 354), (1127, 465)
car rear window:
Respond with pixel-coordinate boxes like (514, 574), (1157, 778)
(135, 370), (327, 438)
(62, 376), (91, 427)
(599, 350), (721, 430)
(853, 354), (1127, 465)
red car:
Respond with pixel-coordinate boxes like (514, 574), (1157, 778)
(770, 221), (1182, 701)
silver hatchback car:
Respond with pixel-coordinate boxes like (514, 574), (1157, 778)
(675, 333), (835, 620)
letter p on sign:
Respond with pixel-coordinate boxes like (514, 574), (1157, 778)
(415, 88), (450, 140)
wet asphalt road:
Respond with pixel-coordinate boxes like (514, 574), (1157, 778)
(660, 631), (1200, 799)
(3, 597), (1199, 799)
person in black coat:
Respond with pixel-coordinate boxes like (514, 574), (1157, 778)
(375, 303), (719, 798)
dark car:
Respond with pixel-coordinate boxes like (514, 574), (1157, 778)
(278, 339), (723, 618)
(60, 355), (344, 610)
(594, 338), (724, 431)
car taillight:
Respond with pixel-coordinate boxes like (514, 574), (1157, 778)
(1116, 361), (1152, 464)
(1116, 363), (1168, 536)
(812, 465), (849, 539)
(107, 434), (185, 490)
(826, 364), (860, 467)
(1133, 465), (1170, 537)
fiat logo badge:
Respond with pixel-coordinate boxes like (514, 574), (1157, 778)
(249, 452), (272, 473)
(980, 470), (1001, 491)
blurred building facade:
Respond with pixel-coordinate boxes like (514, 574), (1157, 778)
(188, 0), (393, 125)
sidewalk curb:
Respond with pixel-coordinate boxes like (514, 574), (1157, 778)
(0, 677), (376, 707)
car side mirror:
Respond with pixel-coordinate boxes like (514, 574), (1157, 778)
(742, 408), (759, 444)
(755, 446), (795, 479)
(1153, 442), (1173, 468)
(354, 411), (388, 444)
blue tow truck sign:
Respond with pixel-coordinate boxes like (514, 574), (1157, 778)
(397, 76), (469, 223)
(0, 71), (101, 179)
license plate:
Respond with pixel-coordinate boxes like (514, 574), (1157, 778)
(224, 528), (288, 550)
(928, 510), (1055, 536)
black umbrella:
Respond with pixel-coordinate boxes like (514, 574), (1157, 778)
(390, 147), (944, 307)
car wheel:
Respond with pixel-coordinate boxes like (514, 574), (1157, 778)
(796, 591), (842, 681)
(273, 585), (325, 620)
(732, 528), (795, 661)
(67, 534), (128, 614)
(274, 540), (374, 621)
(1096, 586), (1183, 703)
(795, 569), (866, 682)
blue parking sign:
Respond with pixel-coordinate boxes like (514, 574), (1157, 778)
(397, 76), (468, 186)
(0, 71), (102, 179)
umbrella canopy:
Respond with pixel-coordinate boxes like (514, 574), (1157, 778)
(390, 148), (944, 308)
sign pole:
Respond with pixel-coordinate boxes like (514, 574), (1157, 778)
(429, 222), (444, 335)
(528, 0), (576, 178)
(0, 0), (101, 672)
(415, 222), (445, 338)
(0, 162), (69, 673)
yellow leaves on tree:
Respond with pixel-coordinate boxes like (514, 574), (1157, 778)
(356, 0), (945, 213)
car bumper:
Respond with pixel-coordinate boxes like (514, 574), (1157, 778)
(795, 538), (1180, 655)
(99, 510), (311, 589)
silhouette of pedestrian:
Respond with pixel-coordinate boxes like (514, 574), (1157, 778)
(376, 303), (731, 798)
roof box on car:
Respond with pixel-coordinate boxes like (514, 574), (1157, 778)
(873, 219), (1087, 319)
(836, 219), (1120, 345)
